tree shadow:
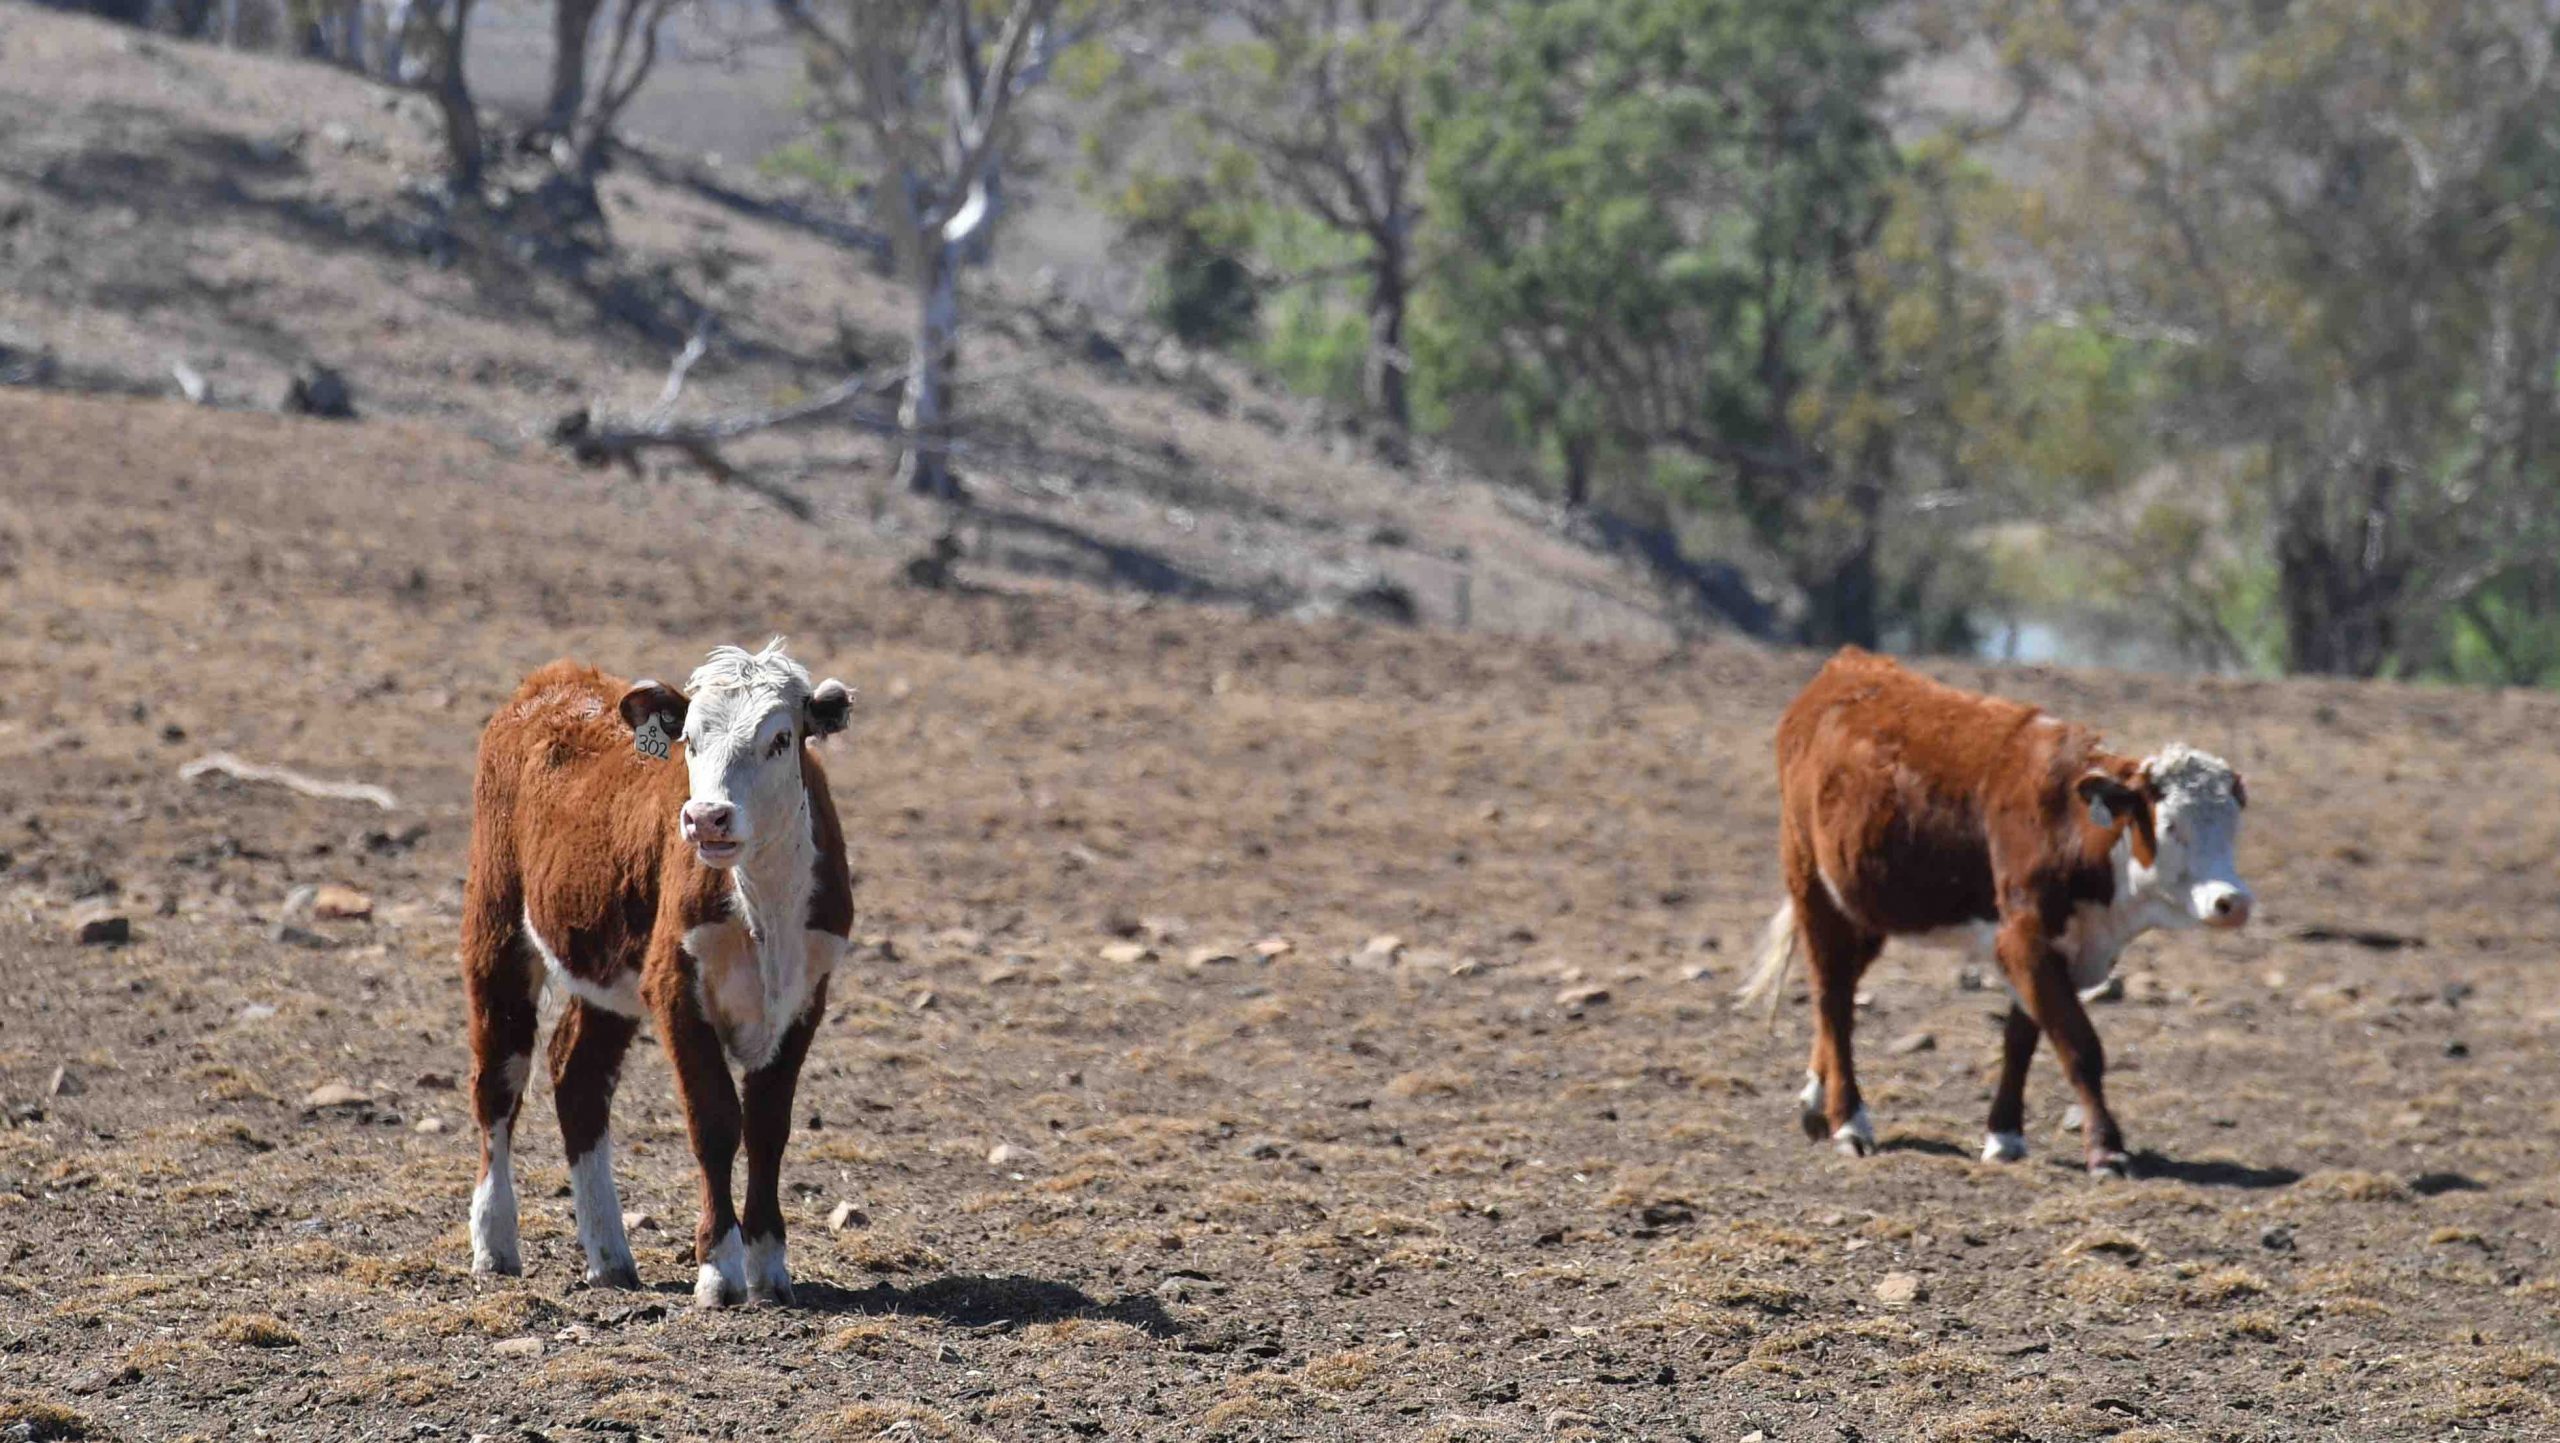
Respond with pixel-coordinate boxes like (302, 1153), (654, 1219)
(2410, 1171), (2486, 1197)
(793, 1273), (1184, 1337)
(964, 503), (1281, 608)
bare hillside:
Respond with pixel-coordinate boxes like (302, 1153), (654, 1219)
(0, 5), (1708, 646)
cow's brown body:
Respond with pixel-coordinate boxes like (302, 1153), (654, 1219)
(461, 660), (852, 1300)
(1763, 648), (2169, 1173)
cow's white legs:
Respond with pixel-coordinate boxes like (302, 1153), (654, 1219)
(746, 1234), (792, 1305)
(471, 1114), (522, 1275)
(569, 1135), (640, 1288)
(1801, 1072), (1875, 1156)
(1834, 1105), (1875, 1157)
(1982, 1131), (2028, 1164)
(1797, 1072), (1827, 1139)
(696, 1227), (747, 1309)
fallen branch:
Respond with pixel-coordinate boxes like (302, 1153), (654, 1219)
(549, 354), (916, 520)
(180, 752), (399, 811)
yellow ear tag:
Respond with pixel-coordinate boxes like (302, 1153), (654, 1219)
(634, 714), (673, 761)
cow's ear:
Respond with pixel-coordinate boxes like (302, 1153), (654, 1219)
(805, 679), (853, 739)
(2075, 770), (2142, 830)
(617, 680), (688, 735)
(2231, 772), (2248, 809)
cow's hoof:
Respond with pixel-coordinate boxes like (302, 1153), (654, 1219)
(749, 1277), (797, 1308)
(2087, 1150), (2132, 1180)
(1799, 1104), (1831, 1142)
(1981, 1132), (2028, 1164)
(585, 1258), (642, 1291)
(694, 1269), (747, 1310)
(471, 1250), (523, 1278)
(1832, 1106), (1876, 1157)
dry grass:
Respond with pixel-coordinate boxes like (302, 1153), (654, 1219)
(205, 1312), (302, 1347)
(384, 1291), (564, 1338)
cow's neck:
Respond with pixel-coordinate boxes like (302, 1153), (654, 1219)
(2062, 829), (2157, 988)
(727, 790), (816, 946)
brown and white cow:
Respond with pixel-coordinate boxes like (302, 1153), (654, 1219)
(1737, 647), (2253, 1176)
(461, 641), (854, 1306)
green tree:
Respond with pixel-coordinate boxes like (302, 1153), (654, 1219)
(1426, 0), (1941, 646)
(1098, 0), (1448, 448)
(2017, 0), (2560, 677)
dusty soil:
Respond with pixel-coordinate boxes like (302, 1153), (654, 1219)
(8, 388), (2560, 1443)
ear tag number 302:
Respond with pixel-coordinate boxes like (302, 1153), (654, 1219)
(634, 714), (674, 761)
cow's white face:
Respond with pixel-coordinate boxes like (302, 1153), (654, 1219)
(2081, 745), (2253, 932)
(618, 642), (851, 870)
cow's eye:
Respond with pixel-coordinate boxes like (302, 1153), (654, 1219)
(768, 730), (793, 757)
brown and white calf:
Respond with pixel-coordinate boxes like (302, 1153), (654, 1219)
(1738, 648), (2254, 1176)
(461, 641), (853, 1305)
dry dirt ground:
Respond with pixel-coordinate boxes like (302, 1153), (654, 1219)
(10, 390), (2560, 1443)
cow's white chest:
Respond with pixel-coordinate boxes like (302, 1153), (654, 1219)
(2058, 902), (2144, 992)
(683, 918), (845, 1071)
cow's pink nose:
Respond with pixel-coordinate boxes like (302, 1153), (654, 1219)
(683, 801), (736, 841)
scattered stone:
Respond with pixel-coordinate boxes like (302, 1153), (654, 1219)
(235, 1003), (279, 1024)
(622, 1210), (658, 1233)
(273, 923), (335, 950)
(977, 963), (1025, 986)
(282, 363), (357, 419)
(1887, 1031), (1937, 1056)
(45, 1066), (80, 1098)
(1250, 937), (1294, 961)
(988, 1143), (1031, 1168)
(1360, 934), (1406, 963)
(2060, 1103), (2086, 1134)
(1679, 964), (1714, 983)
(1240, 1137), (1285, 1161)
(1556, 985), (1611, 1010)
(909, 989), (939, 1012)
(489, 1336), (544, 1360)
(303, 1081), (372, 1110)
(415, 1071), (458, 1091)
(1449, 957), (1486, 978)
(1742, 1432), (1768, 1443)
(1955, 968), (1986, 992)
(413, 1116), (447, 1135)
(310, 884), (373, 920)
(1098, 941), (1154, 965)
(74, 913), (131, 947)
(2446, 1039), (2471, 1058)
(828, 1201), (868, 1232)
(1874, 1271), (1927, 1308)
(1185, 947), (1240, 969)
(2261, 1225), (2295, 1253)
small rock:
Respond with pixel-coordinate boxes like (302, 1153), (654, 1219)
(1185, 947), (1239, 969)
(413, 1116), (447, 1135)
(489, 1336), (543, 1359)
(1874, 1271), (1926, 1308)
(1097, 941), (1153, 965)
(2060, 1103), (2086, 1134)
(1887, 1031), (1937, 1056)
(622, 1210), (658, 1233)
(1742, 1433), (1768, 1443)
(1449, 956), (1486, 978)
(828, 1201), (868, 1232)
(1250, 937), (1294, 961)
(415, 1071), (458, 1091)
(310, 884), (373, 920)
(282, 363), (357, 419)
(1956, 967), (1986, 992)
(1359, 934), (1406, 963)
(1556, 984), (1611, 1010)
(909, 989), (938, 1011)
(75, 913), (131, 947)
(2445, 1039), (2470, 1058)
(988, 1143), (1031, 1168)
(273, 923), (335, 950)
(977, 963), (1025, 986)
(46, 1065), (81, 1098)
(303, 1081), (372, 1110)
(2260, 1225), (2295, 1253)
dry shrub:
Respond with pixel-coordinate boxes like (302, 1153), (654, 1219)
(1385, 1068), (1473, 1100)
(206, 1312), (301, 1347)
(322, 1361), (450, 1407)
(1021, 1318), (1150, 1352)
(825, 1401), (988, 1440)
(2293, 1169), (2411, 1204)
(589, 1390), (690, 1426)
(1300, 1349), (1380, 1392)
(834, 1231), (948, 1275)
(1897, 1347), (1995, 1380)
(2183, 1266), (2270, 1305)
(2435, 1383), (2552, 1423)
(0, 1393), (89, 1440)
(821, 1320), (933, 1358)
(2056, 1229), (2146, 1263)
(386, 1289), (563, 1337)
(2227, 1311), (2283, 1341)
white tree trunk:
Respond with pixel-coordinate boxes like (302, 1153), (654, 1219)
(898, 243), (962, 499)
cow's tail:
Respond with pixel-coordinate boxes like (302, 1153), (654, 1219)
(1733, 900), (1800, 1027)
